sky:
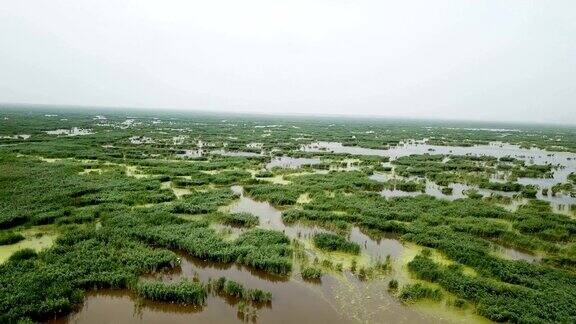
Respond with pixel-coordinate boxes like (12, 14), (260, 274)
(1, 1), (575, 124)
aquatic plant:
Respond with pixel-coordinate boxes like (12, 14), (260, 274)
(220, 212), (259, 227)
(136, 279), (207, 305)
(300, 266), (323, 280)
(0, 231), (25, 245)
(2, 109), (576, 323)
(399, 283), (442, 303)
(209, 277), (272, 303)
(313, 233), (360, 254)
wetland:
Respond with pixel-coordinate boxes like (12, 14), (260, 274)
(1, 107), (575, 323)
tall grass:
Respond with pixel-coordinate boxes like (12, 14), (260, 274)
(136, 279), (207, 305)
(312, 233), (360, 254)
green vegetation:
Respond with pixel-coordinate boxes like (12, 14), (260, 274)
(219, 212), (259, 227)
(300, 266), (323, 280)
(407, 252), (575, 322)
(208, 277), (272, 303)
(136, 279), (207, 305)
(0, 227), (178, 322)
(312, 233), (360, 254)
(388, 279), (398, 290)
(0, 232), (25, 245)
(399, 283), (442, 303)
(1, 108), (576, 323)
(171, 188), (237, 214)
(8, 248), (37, 262)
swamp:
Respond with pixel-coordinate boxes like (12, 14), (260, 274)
(1, 106), (576, 323)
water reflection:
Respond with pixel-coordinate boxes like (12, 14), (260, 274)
(228, 186), (404, 262)
(266, 156), (322, 170)
(212, 149), (263, 157)
(50, 187), (474, 324)
(303, 141), (576, 188)
(52, 250), (440, 324)
(493, 245), (542, 263)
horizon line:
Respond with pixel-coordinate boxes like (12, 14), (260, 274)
(1, 101), (575, 128)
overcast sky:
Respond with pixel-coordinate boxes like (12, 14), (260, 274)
(1, 1), (575, 124)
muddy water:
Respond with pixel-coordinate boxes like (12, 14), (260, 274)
(227, 185), (329, 239)
(45, 127), (94, 136)
(52, 251), (443, 324)
(176, 149), (262, 158)
(50, 187), (483, 324)
(228, 186), (405, 261)
(349, 227), (404, 260)
(175, 149), (203, 158)
(370, 173), (494, 201)
(371, 172), (575, 216)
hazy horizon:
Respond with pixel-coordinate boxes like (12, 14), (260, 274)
(1, 1), (575, 124)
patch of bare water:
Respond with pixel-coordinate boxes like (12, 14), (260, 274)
(266, 157), (322, 170)
(176, 149), (203, 158)
(493, 245), (542, 263)
(46, 128), (94, 136)
(212, 149), (263, 157)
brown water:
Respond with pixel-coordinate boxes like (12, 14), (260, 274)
(227, 186), (405, 261)
(51, 249), (448, 324)
(51, 187), (462, 324)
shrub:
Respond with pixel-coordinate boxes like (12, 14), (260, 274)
(441, 187), (453, 195)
